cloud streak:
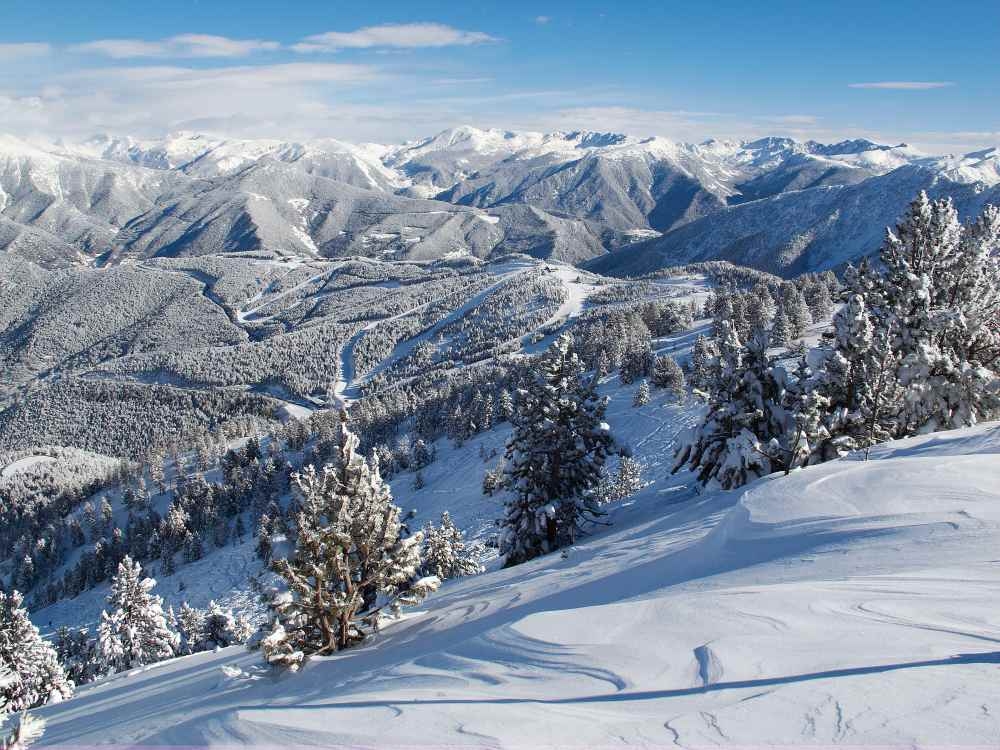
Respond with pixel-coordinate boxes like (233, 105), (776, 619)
(71, 34), (280, 59)
(292, 23), (496, 53)
(0, 42), (51, 61)
(848, 81), (954, 90)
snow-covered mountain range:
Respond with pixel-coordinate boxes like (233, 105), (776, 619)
(1, 126), (999, 274)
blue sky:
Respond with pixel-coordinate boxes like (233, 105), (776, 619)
(1, 0), (997, 152)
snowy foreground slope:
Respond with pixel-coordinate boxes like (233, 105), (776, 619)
(36, 424), (1000, 747)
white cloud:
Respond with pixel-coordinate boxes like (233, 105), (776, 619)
(292, 23), (496, 53)
(67, 62), (376, 87)
(535, 16), (552, 25)
(71, 34), (280, 59)
(431, 77), (493, 86)
(0, 43), (51, 61)
(848, 81), (954, 90)
(0, 62), (380, 139)
(756, 114), (821, 125)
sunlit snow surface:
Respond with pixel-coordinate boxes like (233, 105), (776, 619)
(36, 422), (1000, 747)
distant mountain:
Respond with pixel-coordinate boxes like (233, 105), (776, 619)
(2, 126), (998, 275)
(587, 165), (1000, 277)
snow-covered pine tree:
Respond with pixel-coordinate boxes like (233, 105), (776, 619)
(652, 354), (686, 400)
(770, 306), (791, 346)
(500, 334), (613, 566)
(96, 556), (177, 674)
(743, 293), (770, 336)
(816, 292), (899, 455)
(688, 335), (716, 395)
(673, 324), (804, 489)
(498, 389), (515, 421)
(839, 193), (1000, 439)
(804, 282), (834, 322)
(595, 455), (645, 504)
(0, 591), (73, 711)
(202, 601), (241, 648)
(884, 195), (1000, 433)
(596, 349), (611, 379)
(482, 459), (506, 496)
(262, 412), (438, 669)
(779, 282), (812, 338)
(633, 379), (651, 407)
(176, 602), (206, 655)
(54, 627), (99, 687)
(421, 511), (483, 580)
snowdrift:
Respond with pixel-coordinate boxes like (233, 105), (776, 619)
(37, 424), (1000, 746)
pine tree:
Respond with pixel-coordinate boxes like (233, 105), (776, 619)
(421, 512), (483, 580)
(779, 282), (812, 338)
(202, 601), (241, 648)
(54, 627), (99, 687)
(500, 335), (613, 566)
(673, 324), (803, 489)
(633, 379), (651, 407)
(652, 354), (685, 400)
(595, 455), (645, 504)
(96, 557), (177, 674)
(877, 193), (1000, 434)
(261, 412), (438, 670)
(255, 515), (273, 562)
(0, 592), (73, 711)
(176, 602), (206, 655)
(688, 335), (716, 394)
(482, 459), (506, 496)
(827, 193), (1000, 442)
(817, 293), (890, 454)
(743, 293), (770, 336)
(498, 389), (515, 421)
(804, 282), (834, 322)
(770, 306), (791, 346)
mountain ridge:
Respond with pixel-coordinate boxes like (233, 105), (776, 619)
(2, 125), (998, 275)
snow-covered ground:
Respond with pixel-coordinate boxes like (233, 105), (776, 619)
(0, 454), (56, 478)
(36, 423), (1000, 746)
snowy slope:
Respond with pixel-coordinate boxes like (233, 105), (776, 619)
(35, 422), (1000, 747)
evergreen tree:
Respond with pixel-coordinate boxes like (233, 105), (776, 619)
(779, 282), (811, 338)
(817, 293), (892, 454)
(176, 602), (206, 655)
(421, 512), (483, 580)
(595, 349), (611, 379)
(54, 627), (100, 687)
(876, 193), (1000, 434)
(633, 379), (651, 407)
(202, 601), (241, 648)
(595, 455), (644, 504)
(0, 591), (73, 710)
(498, 389), (515, 422)
(255, 515), (273, 562)
(804, 282), (834, 322)
(500, 335), (613, 566)
(825, 193), (1000, 443)
(652, 355), (686, 400)
(688, 335), (716, 394)
(673, 324), (806, 489)
(770, 306), (791, 347)
(261, 413), (437, 669)
(96, 557), (177, 674)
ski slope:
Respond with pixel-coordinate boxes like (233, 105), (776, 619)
(36, 423), (1000, 747)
